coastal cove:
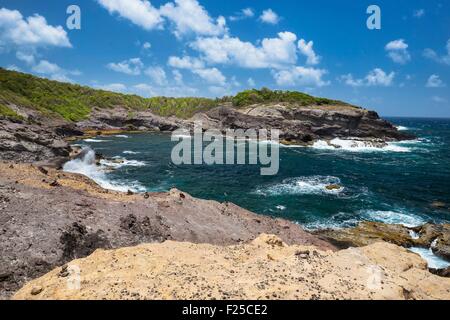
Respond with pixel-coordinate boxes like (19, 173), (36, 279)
(67, 117), (450, 231)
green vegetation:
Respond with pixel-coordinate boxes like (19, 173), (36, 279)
(0, 103), (23, 120)
(0, 68), (349, 122)
(231, 88), (347, 108)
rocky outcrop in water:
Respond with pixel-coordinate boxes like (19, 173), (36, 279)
(315, 221), (450, 261)
(12, 235), (450, 300)
(192, 104), (414, 145)
(0, 163), (334, 299)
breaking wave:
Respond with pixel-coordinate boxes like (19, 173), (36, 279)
(63, 147), (146, 193)
(311, 138), (412, 153)
(254, 176), (344, 196)
(359, 209), (425, 227)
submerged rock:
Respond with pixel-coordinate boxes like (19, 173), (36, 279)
(316, 221), (450, 262)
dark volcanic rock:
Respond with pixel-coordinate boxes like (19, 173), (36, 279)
(192, 105), (414, 144)
(0, 120), (71, 163)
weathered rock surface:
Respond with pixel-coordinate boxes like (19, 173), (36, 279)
(192, 105), (414, 144)
(0, 162), (334, 299)
(13, 235), (450, 300)
(315, 221), (450, 261)
(0, 119), (71, 163)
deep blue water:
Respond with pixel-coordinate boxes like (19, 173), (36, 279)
(71, 118), (450, 230)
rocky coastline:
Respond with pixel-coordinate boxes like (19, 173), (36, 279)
(1, 71), (448, 300)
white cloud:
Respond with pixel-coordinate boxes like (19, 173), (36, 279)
(191, 32), (298, 69)
(168, 55), (225, 85)
(272, 67), (328, 87)
(132, 82), (198, 97)
(168, 55), (205, 69)
(432, 96), (447, 103)
(260, 9), (279, 25)
(413, 9), (425, 18)
(16, 51), (35, 65)
(142, 42), (151, 49)
(5, 65), (21, 72)
(423, 39), (450, 65)
(385, 39), (411, 64)
(145, 66), (168, 85)
(192, 67), (226, 85)
(298, 39), (320, 65)
(97, 0), (163, 30)
(107, 58), (143, 75)
(172, 69), (183, 84)
(341, 68), (395, 87)
(247, 77), (255, 87)
(31, 60), (79, 83)
(0, 8), (71, 49)
(32, 60), (61, 74)
(229, 8), (254, 21)
(242, 8), (254, 18)
(95, 83), (128, 93)
(426, 74), (446, 88)
(160, 0), (227, 38)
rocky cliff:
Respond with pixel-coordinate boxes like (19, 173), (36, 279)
(0, 163), (334, 299)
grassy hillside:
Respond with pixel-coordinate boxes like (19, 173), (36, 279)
(0, 68), (349, 122)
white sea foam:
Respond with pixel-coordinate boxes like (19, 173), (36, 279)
(409, 247), (450, 269)
(255, 176), (344, 196)
(311, 138), (411, 153)
(100, 158), (146, 169)
(276, 205), (287, 211)
(396, 126), (409, 131)
(123, 150), (140, 155)
(359, 210), (425, 227)
(84, 139), (111, 143)
(114, 135), (129, 138)
(63, 148), (146, 193)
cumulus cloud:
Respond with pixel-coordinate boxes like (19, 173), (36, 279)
(385, 39), (411, 64)
(97, 0), (163, 30)
(16, 51), (35, 65)
(98, 0), (226, 38)
(145, 66), (168, 85)
(160, 0), (227, 37)
(247, 78), (256, 87)
(423, 39), (450, 65)
(260, 9), (279, 25)
(341, 68), (395, 87)
(168, 55), (226, 85)
(142, 42), (151, 49)
(0, 8), (71, 49)
(426, 74), (445, 88)
(172, 69), (183, 84)
(95, 83), (128, 93)
(31, 60), (80, 83)
(272, 67), (328, 87)
(168, 55), (205, 69)
(192, 67), (226, 85)
(298, 39), (320, 65)
(132, 82), (198, 97)
(191, 32), (298, 69)
(107, 58), (143, 75)
(0, 8), (71, 66)
(229, 8), (254, 21)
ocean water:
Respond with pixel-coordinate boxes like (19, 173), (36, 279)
(67, 118), (450, 230)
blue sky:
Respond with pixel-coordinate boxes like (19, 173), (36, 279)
(0, 0), (449, 117)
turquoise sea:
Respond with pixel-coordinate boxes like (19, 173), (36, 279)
(67, 118), (450, 231)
